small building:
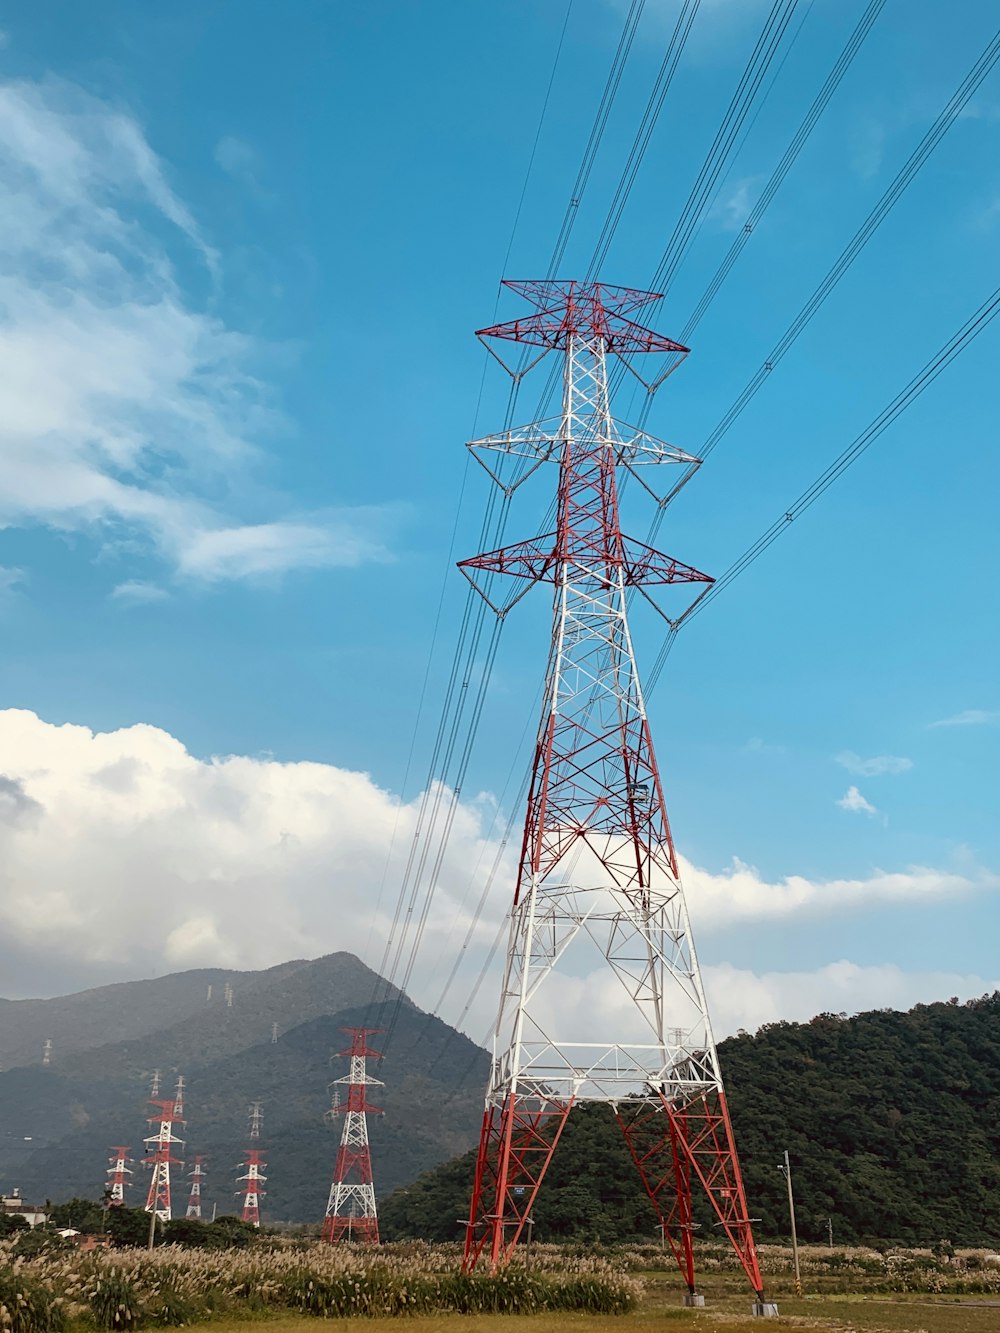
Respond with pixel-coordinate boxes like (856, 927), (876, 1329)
(1, 1191), (48, 1229)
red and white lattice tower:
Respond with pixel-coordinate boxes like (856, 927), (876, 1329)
(321, 1028), (382, 1244)
(186, 1155), (207, 1219)
(106, 1146), (133, 1207)
(458, 281), (773, 1313)
(143, 1097), (185, 1221)
(236, 1103), (266, 1228)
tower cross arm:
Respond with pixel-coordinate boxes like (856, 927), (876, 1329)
(459, 533), (713, 589)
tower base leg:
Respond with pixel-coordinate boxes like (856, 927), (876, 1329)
(751, 1301), (780, 1317)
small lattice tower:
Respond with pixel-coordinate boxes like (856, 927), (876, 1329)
(458, 281), (771, 1312)
(186, 1156), (207, 1219)
(143, 1097), (185, 1221)
(322, 1028), (383, 1244)
(236, 1102), (267, 1228)
(106, 1146), (133, 1208)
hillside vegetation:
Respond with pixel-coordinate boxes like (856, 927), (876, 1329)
(381, 992), (1000, 1247)
(0, 954), (487, 1221)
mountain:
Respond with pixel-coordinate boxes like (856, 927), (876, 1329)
(380, 992), (1000, 1247)
(0, 954), (489, 1222)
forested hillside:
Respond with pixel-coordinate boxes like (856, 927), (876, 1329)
(381, 993), (1000, 1247)
(0, 954), (488, 1221)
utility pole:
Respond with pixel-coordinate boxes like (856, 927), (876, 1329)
(457, 280), (774, 1316)
(779, 1151), (802, 1296)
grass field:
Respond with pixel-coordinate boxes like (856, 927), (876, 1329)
(174, 1301), (1000, 1333)
(7, 1236), (1000, 1332)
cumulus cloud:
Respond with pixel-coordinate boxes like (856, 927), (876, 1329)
(703, 961), (1000, 1038)
(836, 785), (878, 816)
(110, 579), (168, 606)
(0, 77), (390, 584)
(836, 750), (912, 777)
(0, 709), (995, 1035)
(929, 709), (1000, 728)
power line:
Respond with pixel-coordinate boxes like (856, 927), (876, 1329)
(651, 22), (1000, 523)
(585, 0), (702, 282)
(677, 0), (887, 346)
(644, 280), (1000, 692)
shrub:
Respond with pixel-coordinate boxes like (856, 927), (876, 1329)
(0, 1267), (66, 1333)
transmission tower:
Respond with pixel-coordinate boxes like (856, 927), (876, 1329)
(322, 1028), (383, 1244)
(106, 1146), (133, 1207)
(186, 1155), (207, 1219)
(236, 1103), (266, 1228)
(173, 1074), (185, 1116)
(42, 1039), (52, 1066)
(458, 280), (774, 1315)
(143, 1097), (185, 1221)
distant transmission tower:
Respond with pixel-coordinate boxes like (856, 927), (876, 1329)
(106, 1146), (133, 1207)
(186, 1156), (207, 1219)
(173, 1074), (185, 1116)
(236, 1103), (266, 1228)
(271, 1022), (279, 1044)
(150, 1069), (161, 1098)
(322, 1028), (383, 1244)
(458, 281), (773, 1314)
(143, 1097), (185, 1221)
(42, 1039), (52, 1066)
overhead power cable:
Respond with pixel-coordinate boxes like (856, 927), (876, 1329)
(650, 22), (1000, 522)
(369, 2), (650, 1046)
(643, 280), (1000, 693)
(648, 0), (800, 299)
(677, 0), (887, 346)
(548, 0), (647, 278)
(584, 0), (702, 282)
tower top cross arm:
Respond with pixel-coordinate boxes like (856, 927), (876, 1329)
(476, 279), (689, 356)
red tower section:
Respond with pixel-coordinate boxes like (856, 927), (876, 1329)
(458, 281), (772, 1313)
(236, 1103), (267, 1228)
(322, 1028), (383, 1244)
(143, 1098), (185, 1221)
(106, 1146), (133, 1208)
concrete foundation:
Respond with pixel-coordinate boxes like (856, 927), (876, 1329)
(751, 1301), (780, 1317)
(682, 1294), (705, 1308)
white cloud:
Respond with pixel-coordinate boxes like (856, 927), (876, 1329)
(836, 785), (878, 816)
(703, 961), (1000, 1038)
(0, 709), (995, 1033)
(709, 176), (758, 231)
(0, 78), (390, 584)
(836, 750), (912, 777)
(678, 852), (989, 931)
(214, 136), (259, 188)
(930, 709), (1000, 728)
(110, 579), (168, 605)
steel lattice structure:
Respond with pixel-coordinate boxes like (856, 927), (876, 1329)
(236, 1151), (267, 1227)
(322, 1028), (383, 1244)
(237, 1103), (267, 1227)
(106, 1146), (133, 1208)
(459, 280), (773, 1314)
(143, 1098), (185, 1222)
(186, 1155), (207, 1220)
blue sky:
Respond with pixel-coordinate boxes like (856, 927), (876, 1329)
(0, 0), (996, 1033)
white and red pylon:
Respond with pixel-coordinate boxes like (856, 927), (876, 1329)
(143, 1097), (185, 1221)
(186, 1156), (207, 1219)
(106, 1146), (133, 1207)
(236, 1103), (266, 1228)
(458, 281), (772, 1312)
(322, 1028), (382, 1244)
